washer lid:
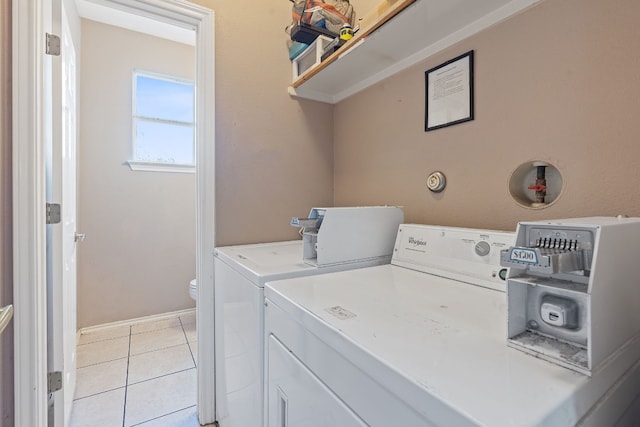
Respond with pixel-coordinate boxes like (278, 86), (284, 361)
(264, 265), (622, 426)
(215, 240), (393, 286)
(214, 241), (312, 285)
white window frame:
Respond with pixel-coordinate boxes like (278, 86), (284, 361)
(128, 69), (195, 173)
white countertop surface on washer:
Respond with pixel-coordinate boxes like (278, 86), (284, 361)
(215, 241), (309, 285)
(265, 264), (638, 426)
(214, 240), (391, 286)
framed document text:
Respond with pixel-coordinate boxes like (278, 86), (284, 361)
(425, 50), (474, 131)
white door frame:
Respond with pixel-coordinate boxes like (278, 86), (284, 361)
(13, 1), (49, 425)
(12, 1), (216, 425)
(49, 4), (79, 425)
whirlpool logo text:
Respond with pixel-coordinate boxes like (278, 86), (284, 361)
(407, 237), (427, 247)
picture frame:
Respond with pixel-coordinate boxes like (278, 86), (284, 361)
(425, 50), (474, 132)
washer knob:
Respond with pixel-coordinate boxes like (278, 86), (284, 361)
(474, 241), (491, 256)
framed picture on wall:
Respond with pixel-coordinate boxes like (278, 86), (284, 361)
(425, 50), (474, 131)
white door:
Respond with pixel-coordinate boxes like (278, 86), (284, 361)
(47, 3), (79, 426)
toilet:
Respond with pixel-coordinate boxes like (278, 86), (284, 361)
(189, 279), (197, 300)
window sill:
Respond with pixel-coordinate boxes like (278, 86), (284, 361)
(126, 161), (195, 174)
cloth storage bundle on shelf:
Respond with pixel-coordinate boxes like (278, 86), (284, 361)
(287, 0), (356, 44)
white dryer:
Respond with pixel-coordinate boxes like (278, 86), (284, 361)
(213, 206), (403, 427)
(264, 224), (640, 426)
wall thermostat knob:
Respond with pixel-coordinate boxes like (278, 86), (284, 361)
(426, 171), (446, 192)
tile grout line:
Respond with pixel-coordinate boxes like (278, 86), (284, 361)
(77, 336), (130, 347)
(130, 324), (184, 336)
(76, 355), (129, 370)
(129, 342), (189, 358)
(129, 404), (197, 427)
(127, 367), (197, 388)
(73, 384), (126, 402)
(122, 326), (132, 427)
(180, 316), (197, 367)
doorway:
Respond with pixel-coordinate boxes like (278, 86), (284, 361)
(12, 0), (216, 425)
(75, 17), (196, 334)
(71, 13), (197, 426)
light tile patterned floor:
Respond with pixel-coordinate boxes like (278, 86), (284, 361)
(70, 311), (207, 427)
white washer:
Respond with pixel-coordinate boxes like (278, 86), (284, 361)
(214, 237), (399, 427)
(264, 225), (640, 426)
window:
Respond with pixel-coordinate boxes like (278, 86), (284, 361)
(130, 70), (195, 172)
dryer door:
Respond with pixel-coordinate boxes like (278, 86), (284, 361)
(267, 335), (366, 427)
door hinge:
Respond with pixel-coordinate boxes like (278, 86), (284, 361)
(48, 371), (63, 394)
(46, 203), (61, 225)
(46, 33), (61, 56)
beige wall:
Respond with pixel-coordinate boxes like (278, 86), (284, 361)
(1, 0), (13, 424)
(345, 0), (378, 22)
(78, 1), (335, 327)
(203, 0), (334, 246)
(77, 21), (197, 328)
(334, 0), (640, 230)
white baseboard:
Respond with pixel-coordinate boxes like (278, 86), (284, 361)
(77, 307), (197, 336)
